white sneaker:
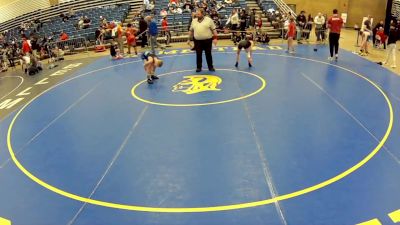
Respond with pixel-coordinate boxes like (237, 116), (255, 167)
(328, 57), (334, 61)
(335, 55), (338, 61)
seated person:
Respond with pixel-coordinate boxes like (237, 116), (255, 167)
(60, 31), (69, 41)
(83, 16), (91, 29)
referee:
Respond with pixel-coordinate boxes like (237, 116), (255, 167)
(187, 8), (218, 72)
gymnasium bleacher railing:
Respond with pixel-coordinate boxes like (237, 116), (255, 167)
(271, 0), (296, 17)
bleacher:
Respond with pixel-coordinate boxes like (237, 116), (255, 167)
(257, 0), (277, 12)
(1, 0), (142, 42)
(4, 4), (130, 44)
(126, 0), (247, 42)
(41, 4), (129, 40)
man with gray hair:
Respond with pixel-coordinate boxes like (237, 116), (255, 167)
(145, 15), (163, 54)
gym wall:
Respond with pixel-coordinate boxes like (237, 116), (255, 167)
(285, 0), (387, 27)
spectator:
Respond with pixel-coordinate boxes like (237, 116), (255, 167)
(376, 27), (387, 49)
(160, 8), (168, 16)
(249, 9), (256, 28)
(139, 16), (148, 47)
(256, 15), (262, 29)
(231, 0), (240, 7)
(161, 17), (170, 37)
(304, 14), (313, 40)
(227, 9), (239, 43)
(143, 0), (150, 11)
(68, 7), (75, 18)
(169, 5), (177, 14)
(146, 1), (155, 12)
(126, 23), (138, 55)
(115, 23), (124, 54)
(83, 16), (91, 29)
(77, 17), (84, 29)
(360, 15), (372, 55)
(146, 16), (162, 54)
(239, 10), (247, 37)
(22, 37), (31, 55)
(314, 13), (325, 43)
(60, 13), (69, 22)
(296, 10), (307, 44)
(183, 0), (193, 12)
(216, 2), (225, 11)
(383, 22), (398, 68)
(100, 16), (107, 27)
(210, 8), (219, 20)
(95, 27), (104, 44)
(286, 17), (296, 54)
(60, 31), (69, 41)
(373, 20), (384, 46)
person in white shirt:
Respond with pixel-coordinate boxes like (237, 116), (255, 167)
(143, 0), (150, 10)
(226, 9), (239, 43)
(314, 13), (325, 42)
(160, 8), (168, 16)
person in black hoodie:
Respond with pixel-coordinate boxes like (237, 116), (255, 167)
(139, 16), (148, 48)
(383, 23), (398, 68)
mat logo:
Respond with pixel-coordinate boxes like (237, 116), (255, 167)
(172, 75), (222, 95)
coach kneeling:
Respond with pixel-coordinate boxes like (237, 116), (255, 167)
(188, 9), (218, 72)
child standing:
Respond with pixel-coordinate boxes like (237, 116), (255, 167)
(286, 17), (296, 54)
(110, 42), (123, 59)
(126, 23), (138, 55)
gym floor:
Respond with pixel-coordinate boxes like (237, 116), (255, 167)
(0, 32), (400, 225)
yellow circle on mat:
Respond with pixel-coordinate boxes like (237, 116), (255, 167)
(131, 69), (267, 107)
(6, 53), (394, 213)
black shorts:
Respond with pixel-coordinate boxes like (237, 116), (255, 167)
(238, 40), (251, 50)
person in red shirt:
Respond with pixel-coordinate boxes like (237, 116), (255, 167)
(60, 31), (69, 41)
(256, 15), (262, 29)
(126, 23), (138, 55)
(327, 9), (344, 61)
(286, 17), (296, 54)
(161, 17), (171, 42)
(22, 37), (31, 55)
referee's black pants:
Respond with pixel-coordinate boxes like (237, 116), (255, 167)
(194, 38), (214, 70)
(329, 32), (340, 57)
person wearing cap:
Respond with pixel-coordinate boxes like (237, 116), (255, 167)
(188, 8), (218, 72)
